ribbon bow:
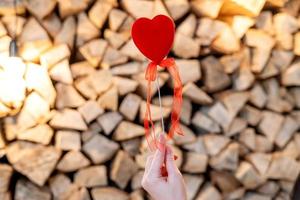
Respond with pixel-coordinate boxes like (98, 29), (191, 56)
(144, 57), (183, 152)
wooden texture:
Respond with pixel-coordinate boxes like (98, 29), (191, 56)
(0, 0), (300, 200)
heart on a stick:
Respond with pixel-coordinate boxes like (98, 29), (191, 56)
(131, 15), (175, 64)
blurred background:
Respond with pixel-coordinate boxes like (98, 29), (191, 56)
(0, 0), (300, 199)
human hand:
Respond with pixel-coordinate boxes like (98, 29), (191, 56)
(142, 135), (187, 200)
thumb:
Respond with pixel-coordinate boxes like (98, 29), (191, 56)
(149, 134), (166, 177)
(166, 146), (179, 181)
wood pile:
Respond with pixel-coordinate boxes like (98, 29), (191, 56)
(0, 0), (300, 200)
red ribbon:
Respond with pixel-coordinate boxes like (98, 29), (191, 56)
(144, 57), (183, 152)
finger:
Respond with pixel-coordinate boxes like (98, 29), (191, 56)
(165, 146), (179, 181)
(144, 154), (154, 176)
(149, 135), (166, 177)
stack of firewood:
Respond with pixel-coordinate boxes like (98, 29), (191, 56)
(0, 0), (300, 199)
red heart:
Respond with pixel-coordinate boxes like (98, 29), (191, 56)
(131, 15), (175, 64)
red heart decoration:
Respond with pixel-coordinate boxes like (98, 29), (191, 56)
(131, 15), (175, 64)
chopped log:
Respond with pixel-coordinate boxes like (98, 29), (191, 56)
(235, 161), (265, 189)
(40, 44), (71, 69)
(101, 46), (128, 69)
(49, 174), (81, 200)
(173, 124), (196, 145)
(249, 83), (267, 108)
(121, 138), (141, 157)
(2, 15), (25, 38)
(76, 12), (99, 47)
(223, 188), (245, 200)
(196, 185), (222, 200)
(207, 102), (234, 130)
(82, 134), (119, 164)
(7, 142), (61, 186)
(203, 134), (230, 156)
(196, 18), (225, 46)
(245, 29), (275, 50)
(243, 193), (272, 200)
(121, 0), (153, 19)
(220, 0), (266, 17)
(274, 13), (298, 50)
(183, 174), (204, 200)
(56, 150), (90, 172)
(88, 69), (113, 95)
(104, 29), (130, 49)
(225, 117), (247, 137)
(192, 111), (220, 133)
(50, 109), (88, 131)
(119, 93), (141, 121)
(258, 181), (280, 197)
(180, 98), (192, 125)
(210, 171), (240, 193)
(139, 101), (171, 122)
(255, 11), (274, 35)
(74, 77), (98, 100)
(0, 164), (13, 193)
(281, 61), (300, 86)
(240, 105), (262, 126)
(211, 24), (240, 54)
(131, 171), (143, 190)
(15, 179), (51, 200)
(182, 152), (208, 173)
(97, 86), (118, 111)
(173, 32), (200, 58)
(71, 61), (96, 78)
(55, 131), (81, 151)
(220, 53), (242, 74)
(275, 116), (298, 148)
(74, 165), (108, 187)
(113, 76), (139, 96)
(78, 100), (104, 124)
(190, 0), (223, 18)
(176, 59), (201, 85)
(113, 121), (144, 141)
(17, 92), (50, 131)
(255, 135), (274, 153)
(267, 154), (300, 181)
(246, 153), (272, 175)
(89, 0), (113, 29)
(97, 112), (123, 135)
(258, 111), (284, 142)
(57, 0), (89, 18)
(209, 143), (239, 171)
(120, 39), (146, 61)
(220, 15), (254, 39)
(69, 187), (91, 200)
(79, 39), (108, 67)
(0, 22), (7, 37)
(239, 128), (256, 151)
(49, 59), (73, 84)
(221, 91), (249, 117)
(202, 56), (231, 93)
(19, 17), (52, 62)
(91, 187), (129, 200)
(183, 83), (213, 105)
(25, 0), (56, 19)
(110, 150), (139, 189)
(177, 14), (197, 37)
(108, 9), (127, 31)
(183, 136), (207, 154)
(41, 14), (62, 38)
(17, 124), (53, 145)
(294, 32), (300, 56)
(164, 0), (189, 20)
